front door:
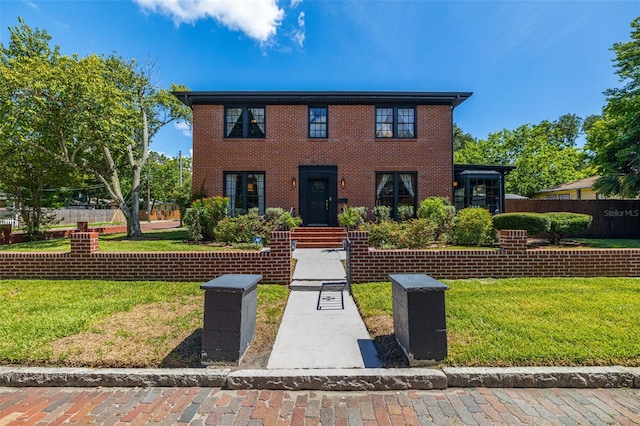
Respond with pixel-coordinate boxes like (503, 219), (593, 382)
(299, 165), (338, 226)
(308, 178), (329, 225)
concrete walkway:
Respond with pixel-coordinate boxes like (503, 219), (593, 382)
(268, 248), (382, 369)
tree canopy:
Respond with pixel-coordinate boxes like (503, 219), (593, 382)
(586, 17), (640, 198)
(0, 18), (191, 238)
(455, 114), (589, 197)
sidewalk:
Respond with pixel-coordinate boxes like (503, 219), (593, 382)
(268, 248), (382, 369)
(1, 386), (638, 424)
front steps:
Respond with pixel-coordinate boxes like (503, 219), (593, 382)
(291, 227), (347, 249)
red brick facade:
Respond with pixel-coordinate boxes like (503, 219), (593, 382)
(347, 230), (640, 282)
(180, 92), (470, 225)
(1, 230), (638, 283)
(0, 232), (292, 284)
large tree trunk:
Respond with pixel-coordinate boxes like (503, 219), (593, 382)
(119, 198), (143, 239)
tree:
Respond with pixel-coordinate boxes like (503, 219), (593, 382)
(141, 152), (192, 211)
(0, 18), (191, 238)
(586, 17), (640, 198)
(455, 115), (588, 197)
(0, 19), (79, 238)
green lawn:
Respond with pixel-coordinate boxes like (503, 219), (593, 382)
(0, 228), (258, 252)
(352, 278), (640, 367)
(573, 238), (640, 248)
(0, 280), (286, 366)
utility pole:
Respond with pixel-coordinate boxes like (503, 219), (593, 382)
(179, 150), (182, 187)
(147, 159), (151, 222)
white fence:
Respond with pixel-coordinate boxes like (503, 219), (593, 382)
(0, 215), (19, 227)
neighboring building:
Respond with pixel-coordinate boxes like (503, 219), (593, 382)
(175, 91), (513, 226)
(532, 176), (602, 200)
(453, 165), (514, 214)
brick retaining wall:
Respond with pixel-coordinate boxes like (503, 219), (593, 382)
(347, 230), (640, 282)
(0, 231), (292, 284)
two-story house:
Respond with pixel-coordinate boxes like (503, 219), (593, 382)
(174, 91), (474, 226)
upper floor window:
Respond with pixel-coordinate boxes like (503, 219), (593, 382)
(309, 107), (328, 138)
(225, 107), (265, 138)
(376, 107), (415, 138)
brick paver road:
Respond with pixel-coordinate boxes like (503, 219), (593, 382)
(1, 386), (639, 425)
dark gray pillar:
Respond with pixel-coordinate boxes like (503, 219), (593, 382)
(390, 274), (449, 366)
(200, 274), (262, 364)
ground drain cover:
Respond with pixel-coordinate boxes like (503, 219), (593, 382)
(316, 282), (346, 310)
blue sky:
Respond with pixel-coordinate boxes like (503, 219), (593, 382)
(1, 0), (638, 158)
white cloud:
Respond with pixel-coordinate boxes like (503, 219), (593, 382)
(175, 121), (192, 138)
(290, 0), (303, 8)
(292, 11), (305, 48)
(134, 0), (285, 43)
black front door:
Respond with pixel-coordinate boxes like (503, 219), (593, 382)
(299, 165), (338, 226)
(308, 178), (329, 225)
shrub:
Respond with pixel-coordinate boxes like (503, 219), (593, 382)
(362, 221), (403, 248)
(544, 212), (593, 244)
(397, 204), (415, 221)
(416, 196), (456, 241)
(339, 206), (367, 231)
(401, 219), (438, 248)
(264, 207), (302, 231)
(372, 205), (391, 223)
(184, 196), (229, 242)
(214, 213), (270, 245)
(493, 213), (550, 235)
(452, 207), (497, 246)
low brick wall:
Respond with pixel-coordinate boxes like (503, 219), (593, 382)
(0, 231), (292, 284)
(348, 230), (640, 282)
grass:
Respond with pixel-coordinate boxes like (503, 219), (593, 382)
(0, 228), (258, 252)
(0, 280), (288, 367)
(573, 238), (640, 248)
(352, 278), (640, 367)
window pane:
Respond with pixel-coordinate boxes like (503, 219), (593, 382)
(397, 108), (415, 138)
(309, 107), (327, 138)
(375, 173), (394, 207)
(248, 108), (265, 138)
(226, 108), (243, 137)
(376, 108), (394, 138)
(398, 173), (416, 207)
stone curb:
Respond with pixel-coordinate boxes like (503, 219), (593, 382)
(0, 366), (638, 390)
(227, 368), (447, 390)
(0, 367), (229, 388)
(443, 367), (640, 389)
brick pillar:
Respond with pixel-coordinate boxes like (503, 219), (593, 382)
(0, 224), (11, 245)
(70, 232), (99, 256)
(499, 229), (528, 252)
(266, 231), (292, 284)
(348, 231), (370, 283)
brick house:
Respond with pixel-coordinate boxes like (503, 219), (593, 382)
(175, 91), (473, 226)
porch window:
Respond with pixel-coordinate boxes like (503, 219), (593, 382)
(224, 172), (265, 216)
(376, 107), (415, 138)
(225, 107), (265, 138)
(309, 107), (327, 138)
(375, 172), (417, 219)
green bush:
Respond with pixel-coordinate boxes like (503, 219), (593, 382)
(214, 212), (270, 245)
(416, 196), (456, 241)
(452, 207), (497, 246)
(264, 207), (302, 231)
(362, 219), (437, 249)
(493, 213), (550, 235)
(184, 196), (229, 242)
(401, 219), (438, 248)
(339, 206), (367, 231)
(372, 205), (391, 223)
(362, 221), (403, 248)
(544, 212), (593, 244)
(397, 204), (415, 221)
